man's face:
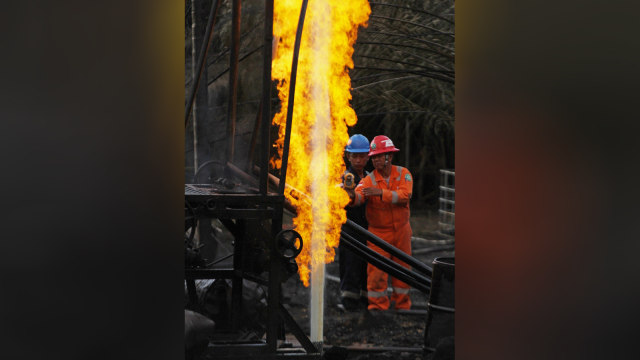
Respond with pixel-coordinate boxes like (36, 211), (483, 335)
(347, 152), (369, 171)
(371, 153), (392, 170)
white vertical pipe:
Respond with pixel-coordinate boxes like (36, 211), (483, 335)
(309, 0), (331, 345)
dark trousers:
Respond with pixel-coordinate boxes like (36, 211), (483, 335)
(338, 224), (368, 309)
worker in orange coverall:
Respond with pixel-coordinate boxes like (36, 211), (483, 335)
(352, 135), (413, 311)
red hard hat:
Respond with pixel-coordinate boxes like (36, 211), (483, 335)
(368, 135), (400, 156)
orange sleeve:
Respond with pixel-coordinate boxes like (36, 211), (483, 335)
(352, 176), (369, 206)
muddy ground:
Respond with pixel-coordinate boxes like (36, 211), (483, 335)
(281, 209), (454, 359)
(190, 209), (454, 360)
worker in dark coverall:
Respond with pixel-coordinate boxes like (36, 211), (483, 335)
(338, 134), (370, 312)
(352, 135), (413, 311)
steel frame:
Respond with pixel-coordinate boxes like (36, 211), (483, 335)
(184, 1), (320, 358)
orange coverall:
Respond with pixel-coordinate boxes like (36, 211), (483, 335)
(353, 165), (413, 310)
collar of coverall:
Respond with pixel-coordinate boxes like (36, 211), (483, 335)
(373, 164), (398, 182)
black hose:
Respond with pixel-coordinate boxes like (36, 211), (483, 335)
(340, 232), (430, 293)
(278, 0), (309, 195)
(344, 219), (433, 276)
(342, 231), (430, 287)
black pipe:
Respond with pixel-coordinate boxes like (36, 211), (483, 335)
(185, 0), (222, 129)
(277, 0), (309, 195)
(344, 219), (433, 276)
(263, 0), (277, 350)
(341, 231), (431, 287)
(278, 304), (319, 354)
(341, 232), (430, 292)
(342, 234), (431, 286)
(341, 231), (430, 286)
(226, 0), (242, 163)
(341, 238), (428, 294)
(247, 99), (263, 169)
(259, 0), (273, 195)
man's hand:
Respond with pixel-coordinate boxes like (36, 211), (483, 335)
(361, 186), (382, 197)
(344, 187), (355, 200)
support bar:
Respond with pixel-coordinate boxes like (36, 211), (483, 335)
(278, 304), (319, 354)
(185, 0), (222, 128)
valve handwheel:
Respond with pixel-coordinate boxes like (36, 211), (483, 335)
(274, 229), (303, 259)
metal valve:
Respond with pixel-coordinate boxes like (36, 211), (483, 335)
(274, 229), (303, 259)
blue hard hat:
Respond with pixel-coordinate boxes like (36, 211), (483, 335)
(345, 134), (370, 153)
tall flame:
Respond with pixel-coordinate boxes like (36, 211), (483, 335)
(272, 0), (370, 286)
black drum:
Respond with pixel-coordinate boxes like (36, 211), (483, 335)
(424, 257), (454, 358)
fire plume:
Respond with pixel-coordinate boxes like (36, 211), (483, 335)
(271, 0), (370, 286)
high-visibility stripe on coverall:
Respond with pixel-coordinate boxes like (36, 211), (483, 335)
(355, 165), (413, 310)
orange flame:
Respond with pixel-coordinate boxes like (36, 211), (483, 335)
(272, 0), (371, 286)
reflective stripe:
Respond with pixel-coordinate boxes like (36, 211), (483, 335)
(360, 290), (368, 298)
(368, 290), (387, 298)
(340, 290), (360, 299)
(355, 193), (363, 206)
(368, 172), (376, 183)
(391, 191), (399, 204)
(393, 287), (410, 294)
(395, 166), (402, 181)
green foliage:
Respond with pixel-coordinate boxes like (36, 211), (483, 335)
(350, 0), (455, 207)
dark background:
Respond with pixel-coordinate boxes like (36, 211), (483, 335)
(2, 1), (640, 359)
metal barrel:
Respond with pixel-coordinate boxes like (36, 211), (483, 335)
(424, 257), (455, 356)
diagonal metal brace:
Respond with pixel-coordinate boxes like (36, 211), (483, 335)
(278, 304), (319, 354)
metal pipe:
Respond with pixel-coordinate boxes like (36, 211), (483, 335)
(277, 0), (309, 195)
(325, 345), (424, 353)
(341, 232), (430, 290)
(278, 304), (319, 354)
(341, 231), (430, 286)
(344, 219), (433, 276)
(227, 0), (242, 163)
(254, 165), (311, 205)
(185, 0), (222, 129)
(259, 0), (274, 195)
(341, 232), (430, 293)
(263, 0), (279, 350)
(190, 0), (199, 174)
(247, 99), (263, 169)
(340, 236), (429, 294)
(412, 244), (455, 256)
(225, 161), (259, 187)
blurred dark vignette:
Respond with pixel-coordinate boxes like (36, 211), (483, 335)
(0, 1), (183, 359)
(2, 0), (640, 359)
(458, 0), (640, 359)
